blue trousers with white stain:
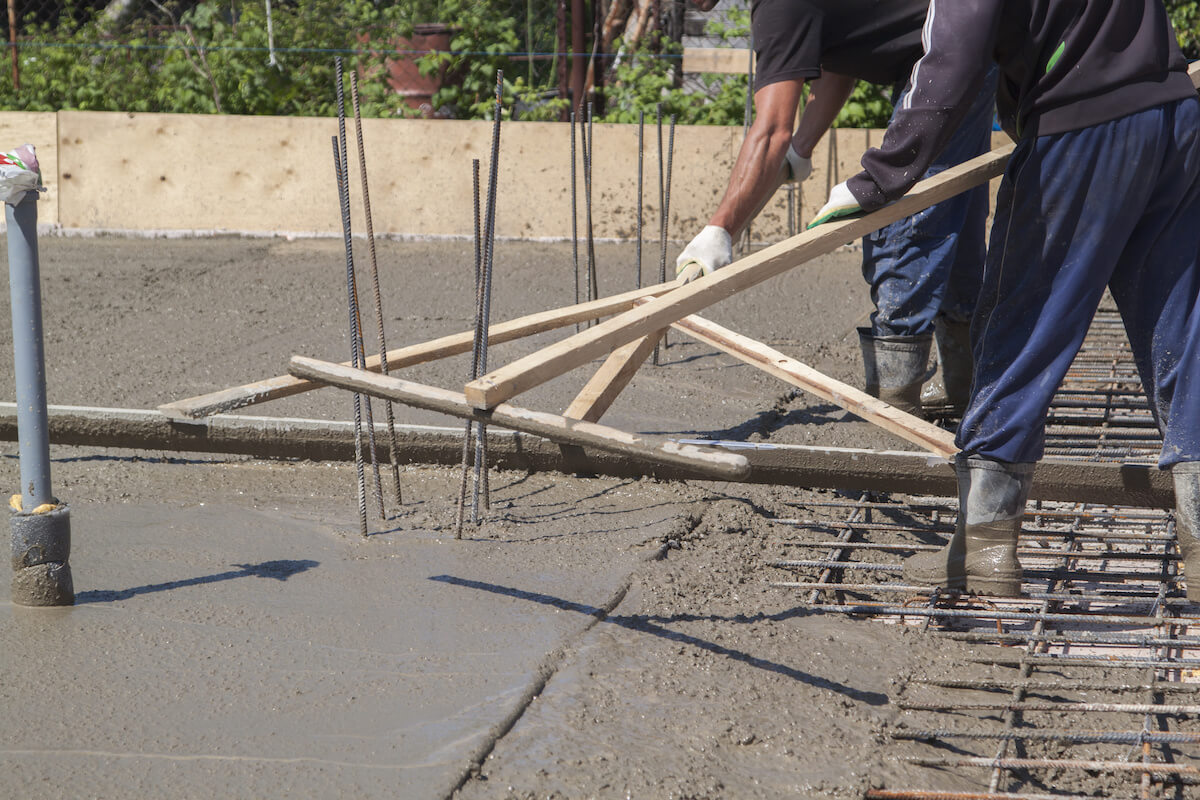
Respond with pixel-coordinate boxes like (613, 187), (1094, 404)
(861, 69), (998, 337)
(957, 97), (1200, 468)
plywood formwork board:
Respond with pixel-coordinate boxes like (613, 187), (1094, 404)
(682, 47), (753, 75)
(54, 111), (749, 238)
(0, 113), (59, 227)
(288, 355), (751, 481)
(464, 144), (1015, 409)
(37, 108), (984, 239)
(159, 280), (678, 420)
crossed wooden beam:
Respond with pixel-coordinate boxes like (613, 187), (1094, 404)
(160, 63), (1200, 482)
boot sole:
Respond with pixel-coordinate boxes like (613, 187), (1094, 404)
(905, 573), (966, 591)
(968, 575), (1023, 597)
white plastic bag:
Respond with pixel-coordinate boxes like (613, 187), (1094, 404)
(0, 144), (45, 205)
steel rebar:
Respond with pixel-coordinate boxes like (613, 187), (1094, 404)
(570, 109), (580, 331)
(636, 109), (644, 290)
(350, 71), (402, 510)
(472, 73), (504, 522)
(335, 58), (385, 526)
(455, 159), (484, 538)
(331, 134), (367, 538)
(583, 101), (598, 307)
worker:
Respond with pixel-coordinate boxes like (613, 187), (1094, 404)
(811, 0), (1200, 598)
(677, 0), (997, 417)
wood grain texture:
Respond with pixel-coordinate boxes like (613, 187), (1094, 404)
(563, 333), (663, 423)
(669, 312), (957, 459)
(288, 355), (751, 481)
(464, 144), (1015, 409)
(159, 280), (677, 420)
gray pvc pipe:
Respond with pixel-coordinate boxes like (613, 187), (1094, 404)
(6, 196), (53, 510)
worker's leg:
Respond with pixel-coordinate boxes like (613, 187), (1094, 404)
(860, 70), (995, 412)
(1105, 98), (1200, 470)
(905, 455), (1032, 596)
(1176, 462), (1200, 601)
(920, 110), (1179, 595)
(1100, 98), (1200, 602)
(953, 113), (1161, 462)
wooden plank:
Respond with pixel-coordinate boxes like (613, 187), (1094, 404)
(464, 143), (1016, 409)
(1191, 60), (1200, 89)
(563, 332), (663, 423)
(159, 280), (677, 420)
(682, 47), (752, 75)
(288, 355), (751, 481)
(669, 312), (957, 459)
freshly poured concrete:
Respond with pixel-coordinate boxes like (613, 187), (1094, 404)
(0, 238), (1169, 798)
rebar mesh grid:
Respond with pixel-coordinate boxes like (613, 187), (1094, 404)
(769, 303), (1199, 799)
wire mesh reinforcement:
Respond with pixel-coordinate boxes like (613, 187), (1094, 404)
(768, 303), (1198, 799)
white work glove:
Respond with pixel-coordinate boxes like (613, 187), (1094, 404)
(784, 143), (811, 183)
(808, 181), (862, 228)
(675, 225), (733, 283)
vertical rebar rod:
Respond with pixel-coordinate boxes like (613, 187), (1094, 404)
(472, 72), (504, 522)
(654, 103), (665, 365)
(570, 109), (580, 331)
(6, 195), (50, 510)
(636, 109), (644, 290)
(455, 159), (484, 539)
(742, 35), (754, 255)
(350, 71), (402, 510)
(659, 114), (676, 354)
(332, 135), (368, 538)
(335, 58), (385, 524)
(787, 184), (795, 238)
(584, 101), (598, 306)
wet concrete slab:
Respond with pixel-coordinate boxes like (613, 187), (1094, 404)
(0, 457), (698, 798)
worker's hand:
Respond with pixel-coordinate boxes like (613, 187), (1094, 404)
(808, 181), (862, 228)
(784, 143), (811, 183)
(675, 225), (732, 284)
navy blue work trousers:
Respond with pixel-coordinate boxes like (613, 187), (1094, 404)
(957, 97), (1200, 468)
(861, 69), (998, 337)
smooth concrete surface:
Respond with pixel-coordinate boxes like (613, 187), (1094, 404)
(0, 458), (689, 798)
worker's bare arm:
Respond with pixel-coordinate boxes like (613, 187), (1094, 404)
(708, 78), (805, 238)
(791, 72), (857, 158)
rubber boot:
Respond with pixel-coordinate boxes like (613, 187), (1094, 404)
(905, 457), (1033, 596)
(920, 317), (974, 416)
(1174, 462), (1200, 602)
(858, 327), (932, 416)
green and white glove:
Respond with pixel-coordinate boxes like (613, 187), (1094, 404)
(675, 225), (733, 284)
(784, 143), (811, 183)
(808, 181), (862, 228)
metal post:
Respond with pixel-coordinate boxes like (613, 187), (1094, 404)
(7, 194), (72, 605)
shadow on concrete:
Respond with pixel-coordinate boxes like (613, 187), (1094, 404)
(429, 574), (888, 706)
(75, 559), (319, 604)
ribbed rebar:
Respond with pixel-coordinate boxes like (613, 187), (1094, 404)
(455, 158), (483, 539)
(331, 63), (368, 537)
(472, 73), (503, 522)
(350, 71), (402, 510)
(583, 101), (598, 306)
(570, 109), (580, 331)
(892, 728), (1200, 745)
(636, 109), (644, 290)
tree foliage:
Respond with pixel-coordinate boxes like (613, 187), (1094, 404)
(1, 0), (1196, 123)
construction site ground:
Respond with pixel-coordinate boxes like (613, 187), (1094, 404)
(0, 236), (1165, 798)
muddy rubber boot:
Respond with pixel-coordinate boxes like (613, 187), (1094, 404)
(920, 317), (974, 416)
(858, 327), (932, 416)
(904, 457), (1032, 595)
(1174, 462), (1200, 602)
